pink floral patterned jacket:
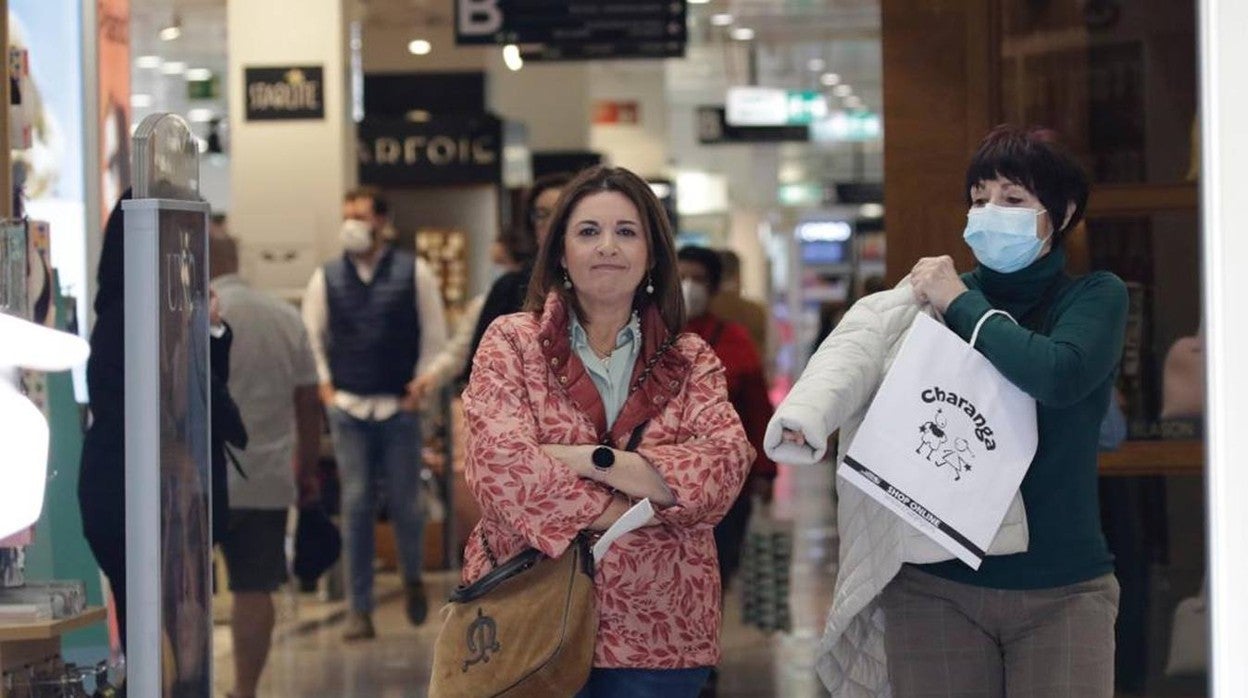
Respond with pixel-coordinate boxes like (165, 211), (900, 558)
(461, 292), (754, 669)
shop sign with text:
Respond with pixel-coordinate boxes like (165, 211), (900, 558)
(244, 66), (324, 121)
(456, 0), (686, 60)
(357, 116), (502, 187)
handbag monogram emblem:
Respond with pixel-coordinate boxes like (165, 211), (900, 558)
(462, 607), (501, 672)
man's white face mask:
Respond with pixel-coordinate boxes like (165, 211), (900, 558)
(340, 219), (373, 254)
(682, 279), (710, 318)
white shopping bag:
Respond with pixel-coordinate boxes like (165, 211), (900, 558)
(838, 311), (1037, 568)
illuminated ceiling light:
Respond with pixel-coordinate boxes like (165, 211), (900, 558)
(131, 93), (154, 108)
(832, 83), (853, 97)
(161, 61), (187, 76)
(688, 0), (712, 4)
(408, 39), (432, 56)
(503, 44), (524, 71)
(136, 55), (163, 69)
(184, 68), (212, 81)
(710, 13), (734, 26)
(808, 58), (826, 72)
(159, 15), (183, 41)
(859, 203), (885, 218)
(729, 27), (755, 41)
(820, 72), (841, 86)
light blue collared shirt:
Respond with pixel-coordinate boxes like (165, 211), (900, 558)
(570, 312), (642, 429)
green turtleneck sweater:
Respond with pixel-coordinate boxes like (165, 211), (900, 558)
(918, 247), (1128, 589)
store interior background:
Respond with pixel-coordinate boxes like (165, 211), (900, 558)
(3, 0), (1209, 695)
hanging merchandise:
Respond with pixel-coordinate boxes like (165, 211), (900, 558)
(839, 312), (1038, 568)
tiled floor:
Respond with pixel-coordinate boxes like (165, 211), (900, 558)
(211, 465), (838, 697)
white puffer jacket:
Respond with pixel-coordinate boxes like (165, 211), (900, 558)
(765, 282), (1030, 697)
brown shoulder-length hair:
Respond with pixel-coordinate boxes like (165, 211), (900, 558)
(526, 166), (685, 337)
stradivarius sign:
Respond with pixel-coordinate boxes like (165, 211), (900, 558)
(244, 66), (324, 121)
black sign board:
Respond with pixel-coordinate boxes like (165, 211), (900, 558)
(357, 115), (502, 187)
(456, 1), (686, 51)
(522, 40), (684, 62)
(364, 72), (487, 118)
(696, 106), (809, 145)
(835, 182), (884, 204)
(244, 66), (324, 121)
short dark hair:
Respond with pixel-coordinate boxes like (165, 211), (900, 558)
(964, 125), (1090, 246)
(344, 186), (389, 218)
(677, 245), (724, 295)
(526, 166), (685, 336)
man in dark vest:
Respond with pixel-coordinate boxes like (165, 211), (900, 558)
(301, 187), (447, 640)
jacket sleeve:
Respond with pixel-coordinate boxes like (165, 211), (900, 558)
(211, 329), (248, 451)
(637, 343), (754, 530)
(944, 272), (1128, 408)
(462, 321), (613, 559)
(765, 285), (919, 465)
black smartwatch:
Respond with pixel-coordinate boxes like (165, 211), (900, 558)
(591, 446), (615, 471)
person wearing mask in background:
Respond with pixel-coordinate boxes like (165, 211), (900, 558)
(677, 245), (777, 698)
(462, 172), (572, 383)
(461, 166), (753, 696)
(768, 125), (1126, 697)
(408, 224), (535, 401)
(79, 190), (248, 657)
(709, 249), (770, 360)
(209, 226), (321, 698)
(302, 187), (447, 640)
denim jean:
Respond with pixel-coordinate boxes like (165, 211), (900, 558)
(574, 667), (711, 698)
(327, 407), (425, 614)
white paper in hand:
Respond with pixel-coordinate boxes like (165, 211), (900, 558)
(593, 498), (654, 564)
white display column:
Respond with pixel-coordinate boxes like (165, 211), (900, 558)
(227, 0), (354, 294)
(1200, 0), (1248, 695)
(123, 114), (212, 698)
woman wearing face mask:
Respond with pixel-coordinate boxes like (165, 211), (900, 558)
(766, 125), (1127, 697)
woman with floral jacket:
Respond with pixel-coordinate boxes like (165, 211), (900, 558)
(461, 166), (754, 697)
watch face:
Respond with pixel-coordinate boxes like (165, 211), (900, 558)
(592, 446), (614, 469)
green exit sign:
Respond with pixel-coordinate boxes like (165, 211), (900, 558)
(725, 87), (828, 127)
(785, 91), (828, 125)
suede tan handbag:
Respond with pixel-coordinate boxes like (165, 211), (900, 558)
(428, 532), (597, 698)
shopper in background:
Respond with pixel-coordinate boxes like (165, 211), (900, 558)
(462, 171), (572, 383)
(408, 224), (535, 401)
(677, 246), (776, 565)
(79, 189), (248, 655)
(709, 249), (769, 359)
(769, 125), (1127, 697)
(462, 166), (753, 697)
(302, 187), (448, 640)
(209, 227), (321, 698)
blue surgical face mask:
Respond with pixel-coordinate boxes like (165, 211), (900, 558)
(962, 203), (1049, 273)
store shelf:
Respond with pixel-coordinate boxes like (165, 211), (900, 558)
(1098, 439), (1203, 477)
(0, 607), (107, 642)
